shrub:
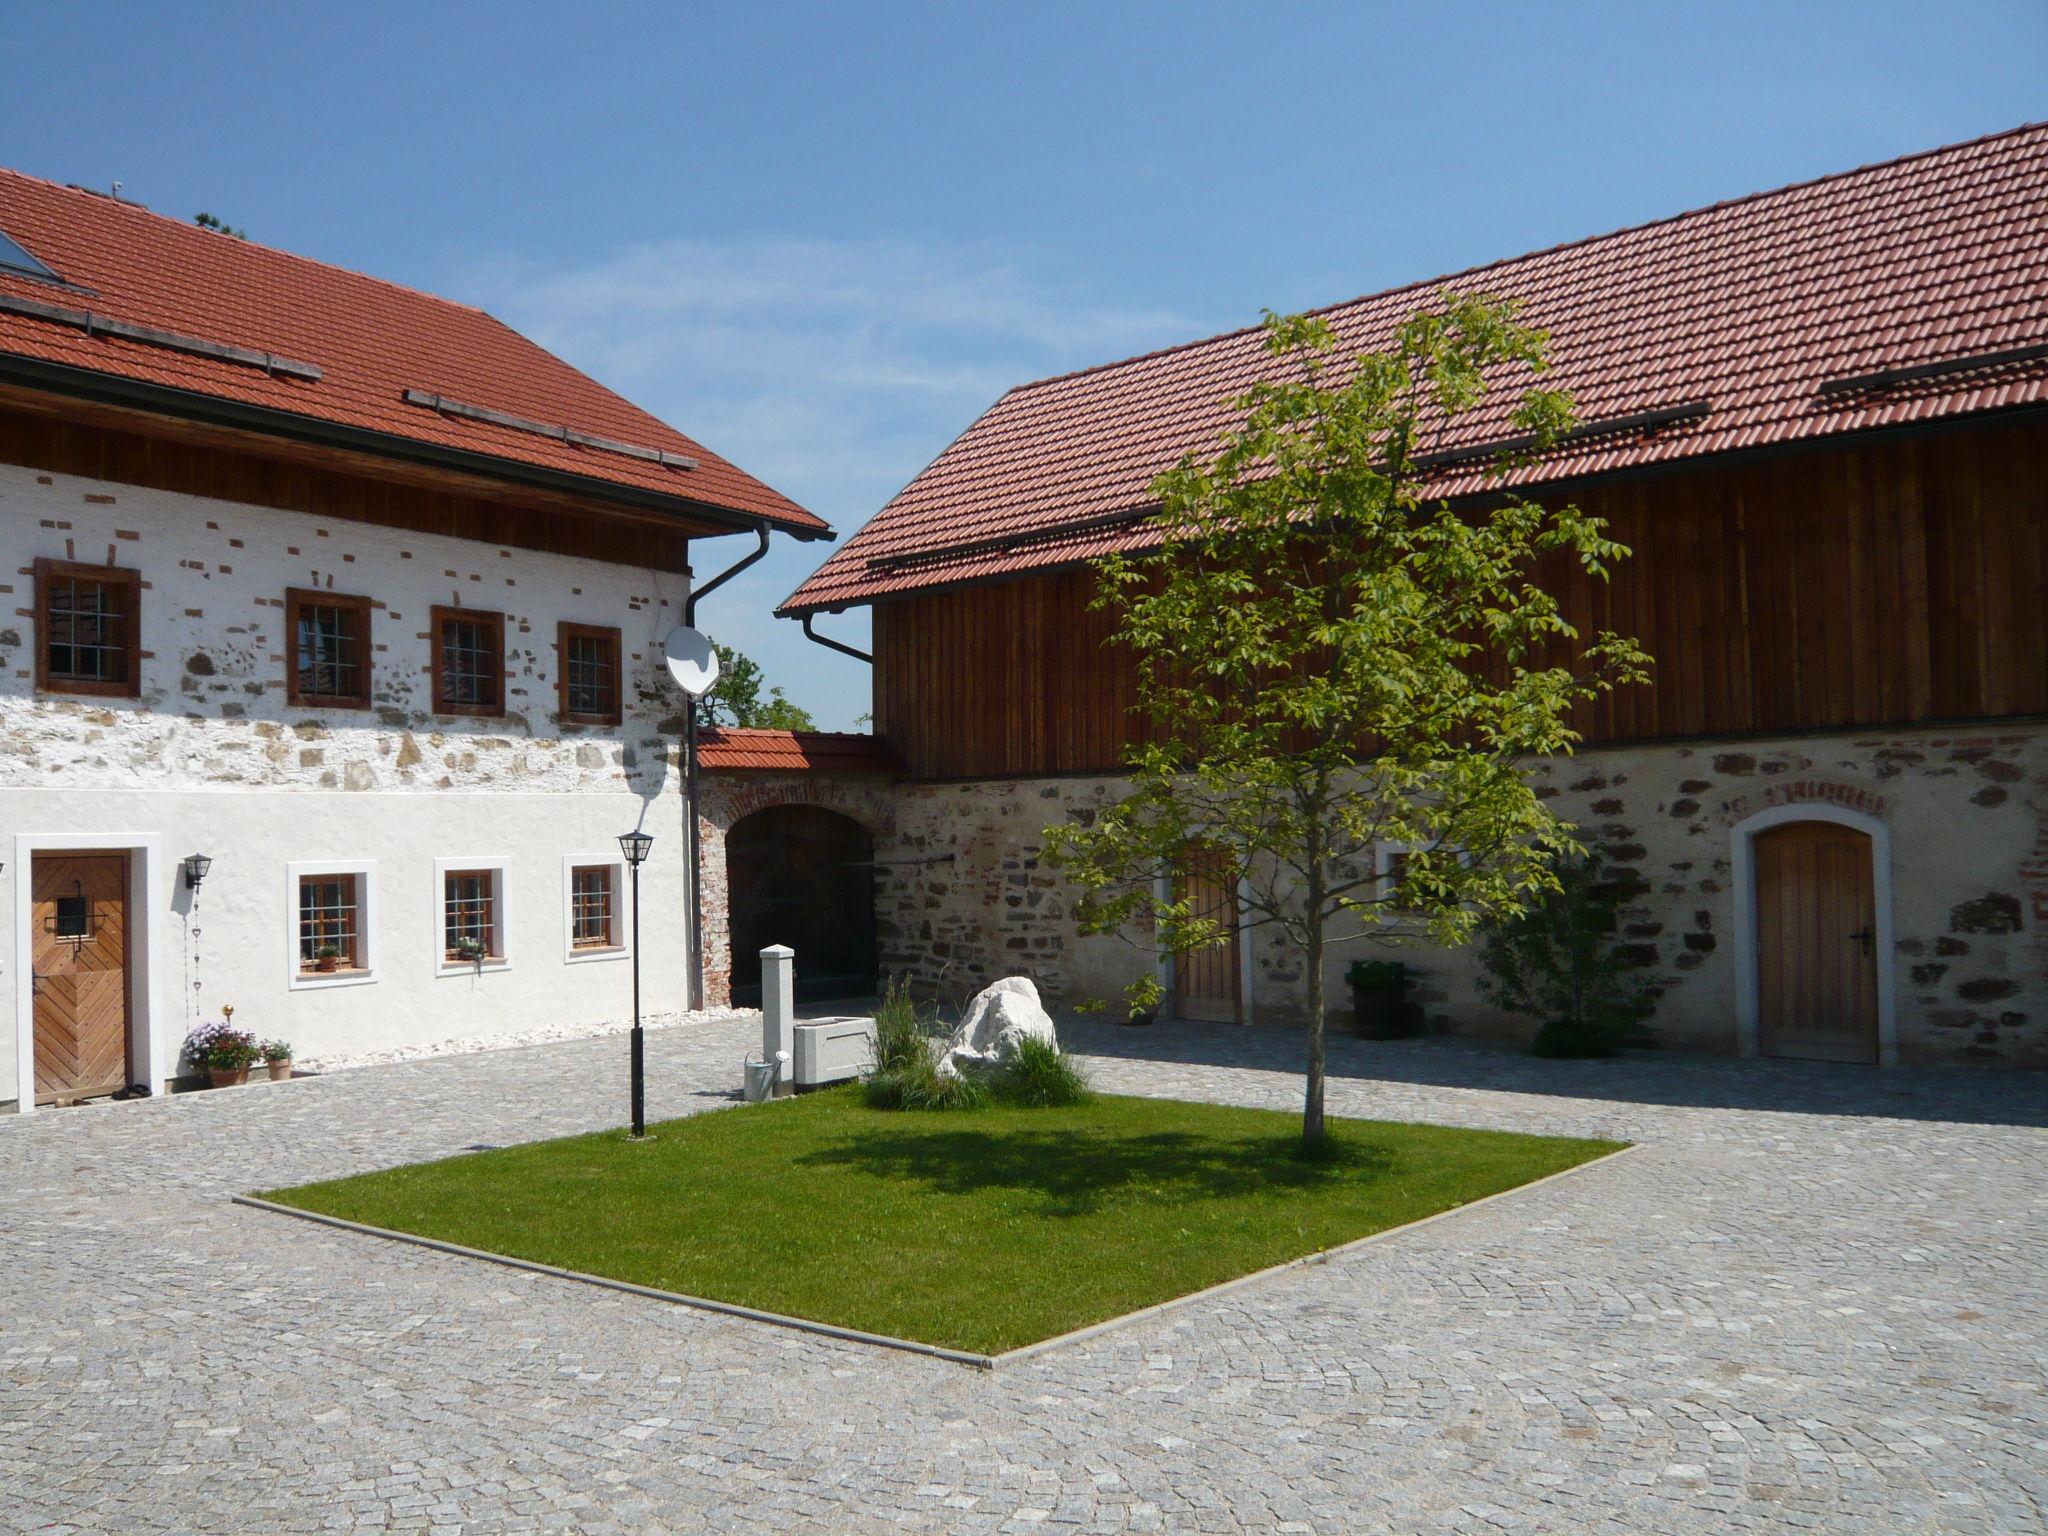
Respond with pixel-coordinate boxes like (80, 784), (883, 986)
(995, 1034), (1092, 1108)
(1477, 855), (1653, 1059)
(1346, 959), (1406, 990)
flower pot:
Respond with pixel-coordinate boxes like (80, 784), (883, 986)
(315, 955), (338, 973)
(1351, 983), (1409, 1040)
(208, 1065), (249, 1088)
(266, 1059), (293, 1081)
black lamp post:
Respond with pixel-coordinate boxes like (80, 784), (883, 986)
(618, 830), (654, 1137)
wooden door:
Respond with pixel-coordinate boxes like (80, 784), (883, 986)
(1173, 854), (1242, 1023)
(31, 853), (132, 1104)
(1754, 822), (1878, 1063)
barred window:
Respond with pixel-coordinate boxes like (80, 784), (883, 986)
(36, 559), (140, 697)
(444, 869), (497, 960)
(570, 865), (615, 949)
(431, 607), (504, 717)
(559, 623), (621, 725)
(298, 875), (361, 970)
(287, 589), (371, 707)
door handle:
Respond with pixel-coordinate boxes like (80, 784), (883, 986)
(1847, 928), (1875, 960)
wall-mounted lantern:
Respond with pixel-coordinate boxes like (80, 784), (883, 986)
(182, 853), (213, 891)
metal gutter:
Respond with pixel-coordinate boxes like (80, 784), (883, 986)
(798, 612), (872, 664)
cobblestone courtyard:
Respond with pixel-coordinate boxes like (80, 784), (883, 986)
(3, 1016), (2043, 1534)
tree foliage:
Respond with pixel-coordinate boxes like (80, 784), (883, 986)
(193, 212), (248, 239)
(699, 642), (817, 730)
(1476, 855), (1654, 1057)
(1042, 293), (1651, 1142)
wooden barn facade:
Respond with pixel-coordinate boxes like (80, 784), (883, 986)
(762, 126), (2048, 1068)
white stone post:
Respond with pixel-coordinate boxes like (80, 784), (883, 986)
(761, 944), (795, 1097)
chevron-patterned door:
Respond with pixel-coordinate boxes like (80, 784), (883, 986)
(31, 853), (131, 1104)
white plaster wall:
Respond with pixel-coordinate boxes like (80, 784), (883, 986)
(1, 459), (706, 1106)
(2, 787), (690, 1104)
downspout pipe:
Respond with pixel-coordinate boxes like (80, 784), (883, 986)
(683, 524), (772, 1011)
(799, 611), (872, 665)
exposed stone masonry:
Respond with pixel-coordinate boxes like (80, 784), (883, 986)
(3, 463), (688, 798)
(703, 722), (2047, 1066)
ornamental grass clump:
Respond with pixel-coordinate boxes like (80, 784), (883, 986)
(861, 979), (1091, 1111)
(862, 979), (987, 1111)
(996, 1034), (1093, 1108)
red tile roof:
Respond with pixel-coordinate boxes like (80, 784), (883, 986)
(696, 728), (904, 774)
(783, 124), (2047, 614)
(0, 168), (828, 539)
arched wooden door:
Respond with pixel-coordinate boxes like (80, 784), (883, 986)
(1753, 821), (1878, 1063)
(726, 805), (877, 1006)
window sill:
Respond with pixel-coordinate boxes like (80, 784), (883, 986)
(288, 967), (378, 992)
(38, 680), (140, 701)
(289, 696), (372, 712)
(437, 956), (511, 978)
(565, 944), (629, 965)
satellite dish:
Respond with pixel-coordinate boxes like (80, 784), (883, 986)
(663, 626), (721, 699)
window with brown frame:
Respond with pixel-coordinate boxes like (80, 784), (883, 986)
(35, 558), (141, 698)
(443, 869), (498, 960)
(430, 606), (504, 717)
(286, 588), (372, 708)
(557, 622), (622, 726)
(297, 874), (362, 971)
(570, 865), (616, 949)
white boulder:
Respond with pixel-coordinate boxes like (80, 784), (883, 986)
(937, 976), (1059, 1078)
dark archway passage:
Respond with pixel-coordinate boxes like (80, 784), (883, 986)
(726, 805), (878, 1005)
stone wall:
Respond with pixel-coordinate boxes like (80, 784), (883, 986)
(701, 721), (2048, 1066)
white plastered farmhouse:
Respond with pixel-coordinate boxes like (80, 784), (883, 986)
(0, 169), (829, 1110)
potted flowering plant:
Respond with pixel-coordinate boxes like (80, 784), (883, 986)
(186, 1013), (261, 1087)
(262, 1039), (294, 1081)
(454, 938), (485, 963)
(313, 944), (341, 974)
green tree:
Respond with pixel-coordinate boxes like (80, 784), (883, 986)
(700, 642), (817, 730)
(193, 212), (248, 239)
(1043, 294), (1651, 1144)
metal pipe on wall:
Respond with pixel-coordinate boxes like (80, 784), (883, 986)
(682, 524), (771, 1011)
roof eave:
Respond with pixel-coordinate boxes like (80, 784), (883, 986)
(0, 351), (835, 542)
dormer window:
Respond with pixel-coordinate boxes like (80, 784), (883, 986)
(0, 226), (60, 284)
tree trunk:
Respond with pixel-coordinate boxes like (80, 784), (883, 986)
(1302, 909), (1327, 1144)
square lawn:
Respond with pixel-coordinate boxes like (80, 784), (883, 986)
(263, 1089), (1622, 1355)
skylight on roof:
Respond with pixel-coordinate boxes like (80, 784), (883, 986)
(0, 226), (59, 283)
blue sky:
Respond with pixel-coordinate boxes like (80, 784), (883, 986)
(4, 2), (2042, 728)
